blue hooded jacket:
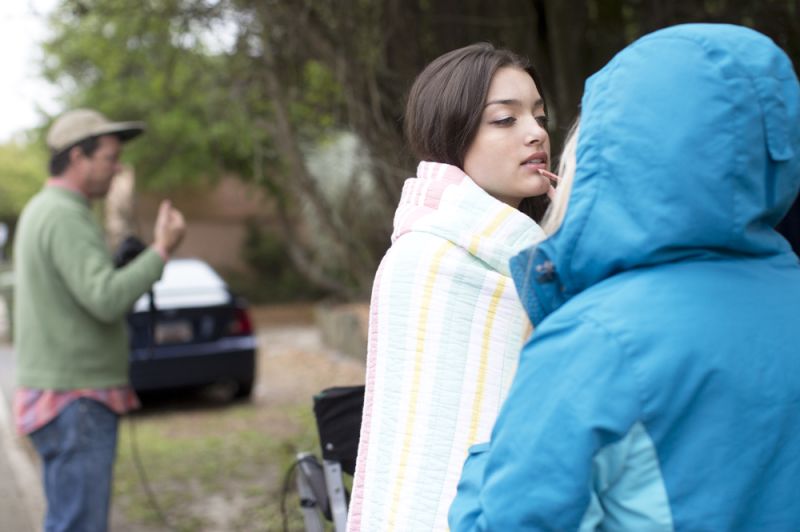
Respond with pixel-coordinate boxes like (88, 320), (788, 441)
(450, 24), (800, 531)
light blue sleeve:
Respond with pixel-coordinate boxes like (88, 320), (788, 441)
(588, 422), (674, 531)
(449, 316), (643, 531)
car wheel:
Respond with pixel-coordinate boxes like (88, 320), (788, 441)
(234, 378), (254, 400)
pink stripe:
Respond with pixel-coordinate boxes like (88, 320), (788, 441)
(413, 174), (425, 205)
(347, 261), (386, 530)
(392, 163), (469, 242)
(419, 161), (465, 185)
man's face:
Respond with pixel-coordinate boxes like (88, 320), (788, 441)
(77, 135), (122, 199)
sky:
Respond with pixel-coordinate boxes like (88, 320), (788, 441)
(0, 0), (60, 143)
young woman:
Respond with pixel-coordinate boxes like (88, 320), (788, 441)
(450, 24), (800, 530)
(347, 43), (555, 531)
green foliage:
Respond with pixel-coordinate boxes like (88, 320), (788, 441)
(0, 141), (46, 219)
(42, 0), (275, 190)
(233, 221), (328, 303)
(41, 0), (352, 194)
(38, 0), (800, 298)
(114, 402), (320, 531)
(40, 0), (372, 298)
(290, 60), (344, 139)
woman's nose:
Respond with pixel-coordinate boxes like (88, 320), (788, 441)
(525, 116), (548, 145)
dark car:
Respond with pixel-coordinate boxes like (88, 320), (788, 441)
(126, 258), (257, 399)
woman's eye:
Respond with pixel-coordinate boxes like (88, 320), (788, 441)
(491, 116), (516, 126)
(535, 115), (549, 129)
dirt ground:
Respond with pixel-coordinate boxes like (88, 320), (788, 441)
(251, 304), (366, 408)
(110, 303), (367, 531)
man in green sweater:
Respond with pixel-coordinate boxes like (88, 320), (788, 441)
(13, 108), (186, 532)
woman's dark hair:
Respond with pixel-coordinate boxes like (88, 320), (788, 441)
(49, 136), (101, 176)
(404, 42), (550, 221)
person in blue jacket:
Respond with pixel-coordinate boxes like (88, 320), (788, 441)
(449, 23), (800, 531)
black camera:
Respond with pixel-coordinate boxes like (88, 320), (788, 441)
(113, 235), (147, 269)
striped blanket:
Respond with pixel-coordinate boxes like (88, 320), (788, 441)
(348, 162), (546, 531)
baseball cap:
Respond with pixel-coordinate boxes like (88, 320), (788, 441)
(46, 108), (145, 154)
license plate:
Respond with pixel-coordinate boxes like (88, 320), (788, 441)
(154, 320), (193, 344)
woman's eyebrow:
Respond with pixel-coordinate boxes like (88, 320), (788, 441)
(485, 98), (545, 109)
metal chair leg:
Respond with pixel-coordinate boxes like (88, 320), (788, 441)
(323, 459), (348, 531)
(295, 453), (326, 532)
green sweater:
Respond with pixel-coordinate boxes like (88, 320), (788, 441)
(14, 186), (164, 390)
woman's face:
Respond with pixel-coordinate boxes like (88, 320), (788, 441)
(463, 66), (551, 208)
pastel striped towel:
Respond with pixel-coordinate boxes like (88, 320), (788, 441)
(347, 161), (546, 531)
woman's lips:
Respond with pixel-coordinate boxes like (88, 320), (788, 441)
(521, 152), (549, 170)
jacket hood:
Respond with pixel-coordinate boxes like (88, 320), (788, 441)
(512, 24), (800, 324)
(393, 161), (545, 276)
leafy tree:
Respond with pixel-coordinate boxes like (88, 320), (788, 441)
(43, 0), (391, 298)
(39, 0), (800, 298)
(42, 0), (267, 190)
(0, 140), (47, 220)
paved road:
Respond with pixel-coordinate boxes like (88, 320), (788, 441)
(0, 343), (44, 532)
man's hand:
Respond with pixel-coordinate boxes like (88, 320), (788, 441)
(152, 200), (186, 259)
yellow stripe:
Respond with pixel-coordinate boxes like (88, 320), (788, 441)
(468, 207), (514, 255)
(387, 241), (454, 531)
(467, 277), (507, 445)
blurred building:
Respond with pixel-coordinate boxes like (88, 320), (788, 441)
(108, 171), (275, 274)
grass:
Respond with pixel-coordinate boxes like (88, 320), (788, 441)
(110, 311), (367, 531)
(113, 396), (324, 531)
